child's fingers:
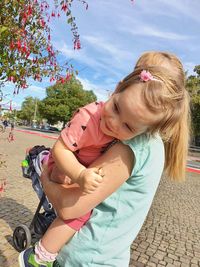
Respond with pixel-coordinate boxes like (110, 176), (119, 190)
(84, 190), (94, 194)
(94, 167), (104, 176)
(98, 168), (105, 177)
(84, 181), (101, 194)
(94, 173), (103, 182)
(83, 188), (95, 194)
(91, 181), (101, 188)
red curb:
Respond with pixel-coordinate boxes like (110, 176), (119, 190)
(15, 129), (58, 140)
(186, 167), (200, 174)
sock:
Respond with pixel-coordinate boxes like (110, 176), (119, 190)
(34, 240), (58, 263)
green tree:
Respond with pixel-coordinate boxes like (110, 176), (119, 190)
(39, 76), (96, 126)
(18, 96), (41, 124)
(2, 109), (17, 121)
(186, 65), (200, 138)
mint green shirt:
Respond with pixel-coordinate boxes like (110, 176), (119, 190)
(57, 134), (164, 267)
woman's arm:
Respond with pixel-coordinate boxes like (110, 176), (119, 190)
(41, 142), (134, 220)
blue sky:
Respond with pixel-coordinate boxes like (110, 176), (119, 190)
(2, 0), (200, 110)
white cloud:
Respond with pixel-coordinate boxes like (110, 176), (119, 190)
(56, 42), (123, 77)
(120, 21), (190, 41)
(155, 0), (200, 23)
(11, 101), (21, 110)
(78, 76), (110, 101)
(184, 62), (196, 75)
(128, 26), (191, 41)
(27, 85), (46, 94)
(130, 0), (200, 23)
(83, 35), (133, 60)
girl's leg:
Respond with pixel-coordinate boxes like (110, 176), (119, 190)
(34, 217), (76, 263)
(40, 217), (76, 253)
(19, 217), (76, 266)
(19, 212), (92, 266)
(35, 211), (91, 262)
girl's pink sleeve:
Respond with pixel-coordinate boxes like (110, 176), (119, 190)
(60, 105), (97, 151)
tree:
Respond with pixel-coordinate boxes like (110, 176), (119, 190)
(18, 96), (41, 124)
(38, 76), (96, 126)
(0, 0), (87, 91)
(186, 65), (200, 138)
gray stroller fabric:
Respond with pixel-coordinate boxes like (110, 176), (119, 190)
(31, 150), (53, 212)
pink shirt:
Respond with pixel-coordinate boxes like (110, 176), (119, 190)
(60, 101), (114, 167)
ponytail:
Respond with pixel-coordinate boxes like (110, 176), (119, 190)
(164, 91), (191, 181)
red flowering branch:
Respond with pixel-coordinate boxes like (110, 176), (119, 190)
(0, 0), (88, 91)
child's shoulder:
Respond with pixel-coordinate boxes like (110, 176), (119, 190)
(70, 101), (104, 124)
(83, 101), (104, 114)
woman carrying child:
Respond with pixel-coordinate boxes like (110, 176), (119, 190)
(19, 51), (190, 267)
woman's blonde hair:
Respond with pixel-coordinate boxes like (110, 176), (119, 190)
(115, 52), (190, 181)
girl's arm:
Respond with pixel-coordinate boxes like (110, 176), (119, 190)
(51, 136), (86, 182)
(41, 142), (134, 220)
(52, 137), (104, 193)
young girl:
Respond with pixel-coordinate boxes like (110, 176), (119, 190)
(19, 51), (190, 267)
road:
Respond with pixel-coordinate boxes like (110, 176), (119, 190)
(0, 128), (200, 267)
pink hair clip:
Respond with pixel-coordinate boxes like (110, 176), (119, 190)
(140, 70), (155, 82)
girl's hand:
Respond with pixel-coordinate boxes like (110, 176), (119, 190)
(78, 168), (104, 194)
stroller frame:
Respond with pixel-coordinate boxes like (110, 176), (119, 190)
(13, 146), (56, 252)
(13, 193), (56, 252)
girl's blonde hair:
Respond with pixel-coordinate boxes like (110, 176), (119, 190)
(115, 52), (190, 181)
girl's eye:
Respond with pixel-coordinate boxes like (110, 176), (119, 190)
(125, 123), (132, 132)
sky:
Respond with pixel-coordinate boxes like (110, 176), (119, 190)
(2, 0), (200, 110)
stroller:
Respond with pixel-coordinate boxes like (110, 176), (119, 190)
(12, 146), (57, 252)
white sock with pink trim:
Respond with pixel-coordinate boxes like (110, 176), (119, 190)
(34, 240), (58, 263)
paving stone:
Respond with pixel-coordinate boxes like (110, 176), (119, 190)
(146, 249), (156, 257)
(179, 256), (191, 264)
(130, 251), (140, 261)
(158, 261), (167, 266)
(180, 263), (191, 267)
(138, 256), (148, 264)
(164, 256), (174, 264)
(166, 264), (175, 267)
(173, 261), (181, 266)
(153, 250), (167, 261)
(139, 241), (150, 249)
(191, 257), (199, 265)
(167, 253), (179, 261)
(149, 257), (159, 264)
(146, 262), (157, 267)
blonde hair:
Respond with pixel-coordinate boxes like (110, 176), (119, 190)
(116, 55), (190, 182)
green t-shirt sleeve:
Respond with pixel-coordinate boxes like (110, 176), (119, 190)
(123, 133), (164, 178)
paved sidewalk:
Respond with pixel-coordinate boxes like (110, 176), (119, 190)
(0, 129), (200, 267)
